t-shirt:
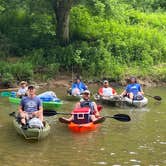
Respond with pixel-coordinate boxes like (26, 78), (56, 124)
(71, 82), (87, 92)
(125, 83), (142, 95)
(98, 87), (116, 96)
(20, 96), (42, 113)
(17, 87), (28, 95)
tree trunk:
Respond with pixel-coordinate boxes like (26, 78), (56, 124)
(52, 0), (73, 45)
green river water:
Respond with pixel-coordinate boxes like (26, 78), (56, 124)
(0, 86), (165, 166)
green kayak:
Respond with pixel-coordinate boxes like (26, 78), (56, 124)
(13, 118), (50, 140)
(9, 96), (63, 110)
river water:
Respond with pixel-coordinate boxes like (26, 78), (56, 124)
(0, 86), (165, 166)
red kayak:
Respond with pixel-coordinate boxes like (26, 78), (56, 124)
(68, 105), (103, 133)
(68, 122), (98, 132)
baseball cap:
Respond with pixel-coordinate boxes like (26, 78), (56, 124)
(103, 80), (108, 84)
(28, 85), (35, 90)
(82, 90), (90, 94)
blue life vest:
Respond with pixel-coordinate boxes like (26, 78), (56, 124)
(80, 100), (94, 114)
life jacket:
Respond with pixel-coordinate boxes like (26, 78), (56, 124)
(80, 100), (94, 114)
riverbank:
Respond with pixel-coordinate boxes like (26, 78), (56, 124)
(0, 74), (166, 91)
(36, 75), (166, 90)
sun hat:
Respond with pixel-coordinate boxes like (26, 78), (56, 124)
(20, 81), (27, 85)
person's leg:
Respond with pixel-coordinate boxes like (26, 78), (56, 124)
(129, 93), (134, 99)
(59, 115), (73, 123)
(38, 113), (43, 122)
(72, 88), (80, 96)
(19, 112), (27, 125)
(90, 115), (98, 122)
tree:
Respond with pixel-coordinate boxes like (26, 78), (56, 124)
(51, 0), (74, 45)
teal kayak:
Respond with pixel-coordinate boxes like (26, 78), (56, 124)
(13, 118), (50, 140)
(9, 96), (63, 110)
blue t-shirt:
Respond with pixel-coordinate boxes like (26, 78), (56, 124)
(20, 96), (42, 113)
(72, 82), (87, 92)
(125, 83), (142, 95)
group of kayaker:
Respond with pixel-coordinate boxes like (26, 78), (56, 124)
(14, 76), (144, 129)
(69, 76), (144, 100)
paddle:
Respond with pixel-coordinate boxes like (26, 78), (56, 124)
(43, 110), (131, 122)
(104, 114), (131, 122)
(145, 94), (162, 101)
(9, 111), (17, 118)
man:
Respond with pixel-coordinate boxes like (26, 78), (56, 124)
(59, 90), (105, 124)
(121, 77), (144, 100)
(71, 78), (87, 96)
(98, 80), (117, 98)
(18, 85), (43, 128)
(17, 81), (28, 98)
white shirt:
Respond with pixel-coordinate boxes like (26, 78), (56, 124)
(17, 87), (28, 95)
(102, 87), (113, 96)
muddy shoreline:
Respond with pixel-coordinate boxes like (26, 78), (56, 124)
(0, 75), (166, 90)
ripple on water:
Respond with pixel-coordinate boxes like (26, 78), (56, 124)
(130, 159), (141, 163)
(93, 161), (108, 165)
(159, 142), (166, 145)
(129, 151), (137, 155)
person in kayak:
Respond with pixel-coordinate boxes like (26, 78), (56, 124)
(70, 77), (88, 96)
(120, 77), (144, 100)
(59, 90), (105, 124)
(17, 81), (28, 98)
(98, 80), (117, 98)
(18, 85), (43, 129)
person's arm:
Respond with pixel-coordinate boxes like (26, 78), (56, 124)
(71, 83), (77, 89)
(18, 99), (24, 114)
(93, 102), (100, 117)
(138, 84), (144, 94)
(32, 99), (43, 118)
(112, 88), (117, 95)
(121, 89), (127, 96)
(98, 87), (103, 96)
(75, 102), (81, 109)
(81, 82), (87, 90)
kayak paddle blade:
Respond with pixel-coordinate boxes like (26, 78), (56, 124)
(105, 114), (131, 122)
(154, 96), (162, 101)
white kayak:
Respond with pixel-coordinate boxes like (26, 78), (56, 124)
(94, 94), (148, 108)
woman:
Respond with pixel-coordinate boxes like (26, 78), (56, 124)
(121, 77), (144, 100)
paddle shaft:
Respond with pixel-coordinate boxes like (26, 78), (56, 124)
(43, 110), (131, 122)
(144, 94), (162, 101)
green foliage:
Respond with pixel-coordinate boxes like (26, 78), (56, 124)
(0, 0), (166, 83)
(10, 62), (33, 81)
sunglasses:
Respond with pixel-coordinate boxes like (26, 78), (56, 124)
(83, 93), (90, 95)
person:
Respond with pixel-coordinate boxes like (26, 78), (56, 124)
(59, 90), (105, 124)
(120, 77), (144, 100)
(18, 85), (43, 129)
(17, 81), (28, 98)
(98, 80), (117, 98)
(71, 77), (88, 96)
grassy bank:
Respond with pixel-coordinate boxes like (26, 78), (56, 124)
(0, 1), (166, 87)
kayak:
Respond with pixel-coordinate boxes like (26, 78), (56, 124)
(94, 94), (148, 108)
(68, 122), (98, 132)
(13, 118), (50, 140)
(65, 94), (82, 101)
(9, 96), (63, 110)
(123, 97), (148, 108)
(60, 107), (104, 133)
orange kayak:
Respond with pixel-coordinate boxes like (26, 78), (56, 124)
(68, 122), (98, 132)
